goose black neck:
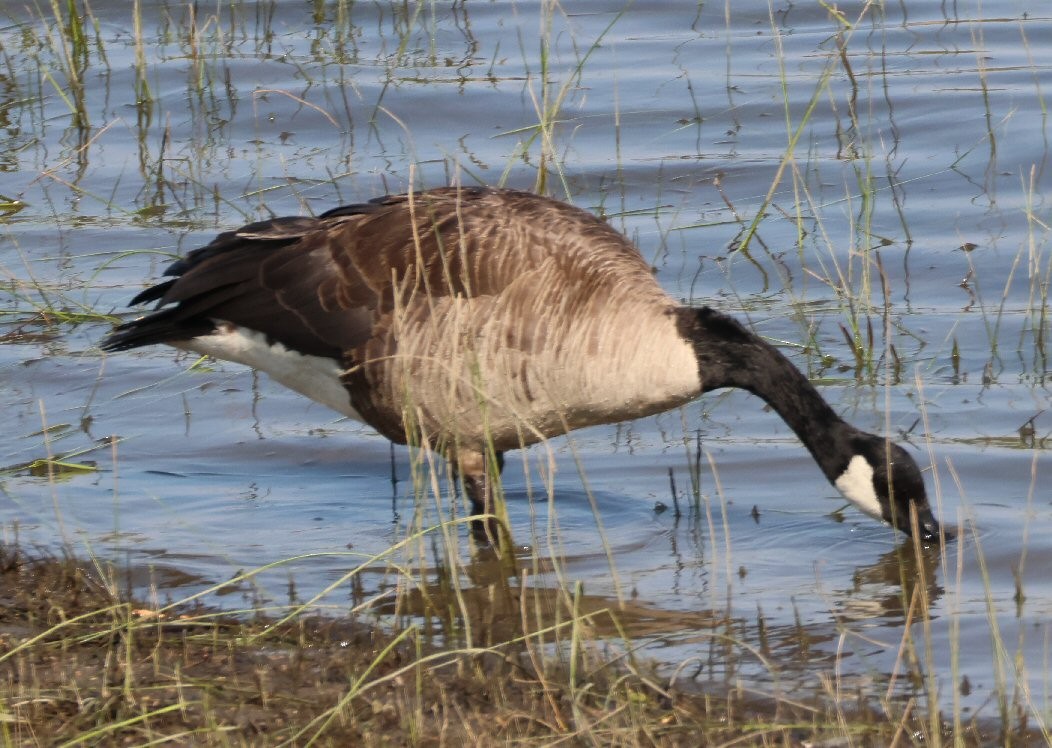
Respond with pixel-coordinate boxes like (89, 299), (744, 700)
(679, 307), (859, 482)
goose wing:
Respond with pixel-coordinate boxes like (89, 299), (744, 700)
(104, 187), (657, 361)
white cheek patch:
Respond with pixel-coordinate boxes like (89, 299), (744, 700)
(834, 454), (884, 521)
(174, 326), (363, 422)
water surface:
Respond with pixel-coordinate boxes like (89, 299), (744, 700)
(1, 0), (1049, 726)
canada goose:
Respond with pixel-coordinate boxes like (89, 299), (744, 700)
(102, 186), (945, 542)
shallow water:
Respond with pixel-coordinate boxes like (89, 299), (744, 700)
(1, 0), (1050, 726)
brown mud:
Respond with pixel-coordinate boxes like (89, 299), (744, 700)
(0, 545), (1032, 746)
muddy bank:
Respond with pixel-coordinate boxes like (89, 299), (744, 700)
(0, 545), (1029, 746)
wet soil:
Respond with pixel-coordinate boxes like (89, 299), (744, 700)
(0, 546), (1034, 747)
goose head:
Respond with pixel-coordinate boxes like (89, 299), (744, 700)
(684, 306), (946, 542)
(834, 433), (944, 541)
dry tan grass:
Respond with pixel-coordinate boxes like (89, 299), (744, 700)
(0, 544), (1028, 746)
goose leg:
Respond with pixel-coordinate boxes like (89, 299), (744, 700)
(456, 449), (506, 544)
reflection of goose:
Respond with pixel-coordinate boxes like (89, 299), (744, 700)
(103, 187), (944, 542)
(840, 541), (945, 623)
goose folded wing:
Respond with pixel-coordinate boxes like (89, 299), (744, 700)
(107, 218), (374, 359)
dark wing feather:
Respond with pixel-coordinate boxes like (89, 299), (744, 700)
(102, 215), (372, 358)
(102, 187), (655, 363)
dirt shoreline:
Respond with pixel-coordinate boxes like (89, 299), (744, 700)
(0, 546), (1021, 745)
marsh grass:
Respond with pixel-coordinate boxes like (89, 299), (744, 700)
(2, 0), (1050, 744)
(0, 480), (1027, 746)
(731, 9), (1051, 737)
(0, 446), (1042, 745)
(735, 8), (894, 381)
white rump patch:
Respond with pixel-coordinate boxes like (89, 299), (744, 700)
(175, 326), (362, 421)
(833, 455), (884, 520)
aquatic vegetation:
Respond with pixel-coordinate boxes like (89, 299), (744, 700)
(0, 0), (1049, 743)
